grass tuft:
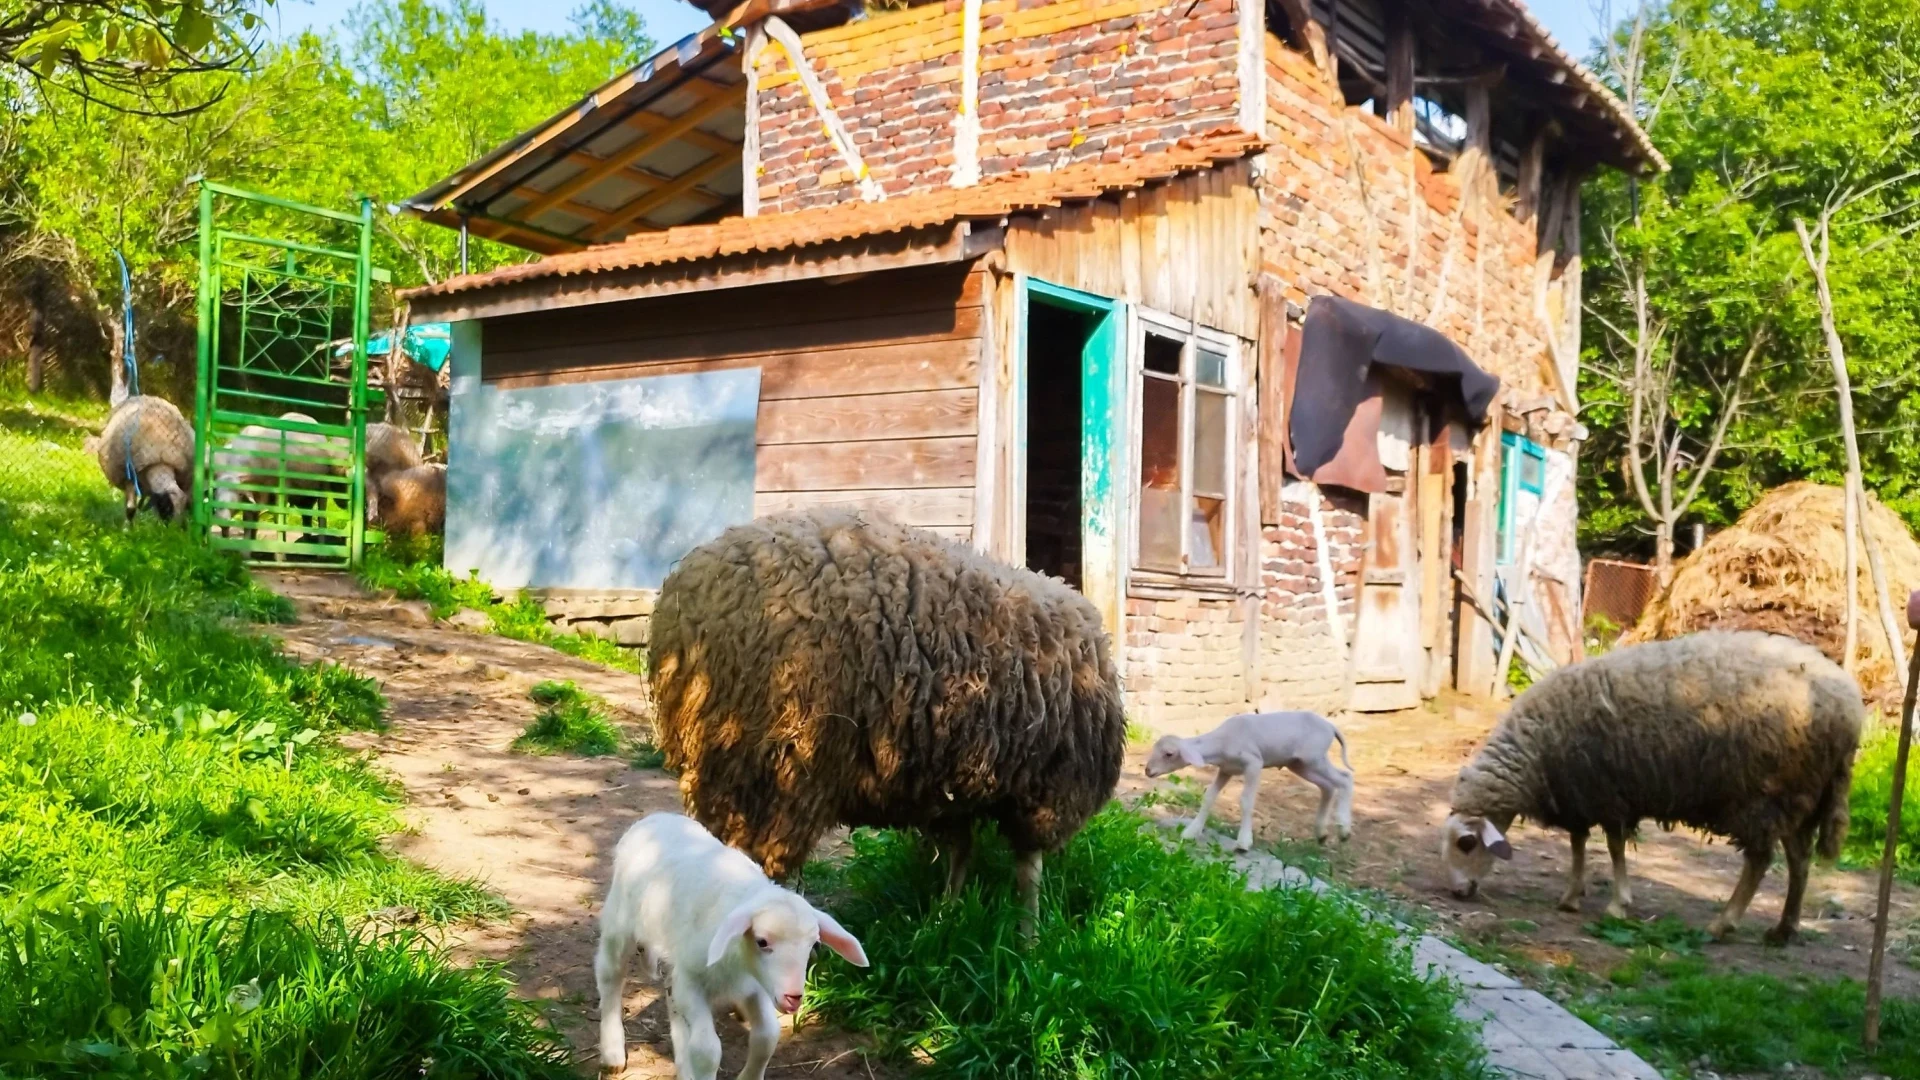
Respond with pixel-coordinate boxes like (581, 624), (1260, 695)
(803, 807), (1489, 1079)
(513, 680), (623, 757)
(1847, 723), (1920, 881)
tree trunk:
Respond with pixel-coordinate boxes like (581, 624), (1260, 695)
(107, 315), (128, 408)
(1654, 520), (1675, 587)
(1858, 486), (1908, 688)
(1798, 218), (1862, 673)
(24, 272), (48, 394)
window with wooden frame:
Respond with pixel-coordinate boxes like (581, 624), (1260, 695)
(1133, 315), (1240, 577)
(1497, 430), (1547, 565)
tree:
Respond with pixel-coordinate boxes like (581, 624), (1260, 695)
(2, 0), (277, 111)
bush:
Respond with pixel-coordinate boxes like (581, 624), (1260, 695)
(1848, 723), (1920, 880)
(513, 681), (623, 757)
(804, 807), (1489, 1080)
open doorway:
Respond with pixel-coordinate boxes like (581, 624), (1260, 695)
(1024, 300), (1094, 589)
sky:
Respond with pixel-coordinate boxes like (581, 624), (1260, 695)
(269, 0), (1614, 63)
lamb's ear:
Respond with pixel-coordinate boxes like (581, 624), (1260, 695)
(812, 907), (869, 968)
(1178, 740), (1207, 770)
(707, 899), (761, 967)
(1479, 820), (1514, 861)
(1453, 832), (1481, 855)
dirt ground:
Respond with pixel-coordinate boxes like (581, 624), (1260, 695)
(1118, 693), (1920, 997)
(259, 572), (898, 1079)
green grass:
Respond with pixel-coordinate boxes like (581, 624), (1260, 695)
(512, 681), (624, 757)
(356, 535), (645, 675)
(1574, 952), (1920, 1078)
(0, 396), (567, 1076)
(803, 807), (1490, 1079)
(1847, 723), (1920, 881)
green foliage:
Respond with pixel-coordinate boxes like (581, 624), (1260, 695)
(804, 808), (1490, 1080)
(1580, 0), (1920, 553)
(1845, 723), (1920, 880)
(0, 408), (564, 1075)
(1577, 953), (1920, 1077)
(1582, 612), (1623, 654)
(0, 890), (572, 1077)
(1582, 916), (1709, 956)
(1, 0), (272, 96)
(357, 534), (647, 675)
(513, 680), (622, 757)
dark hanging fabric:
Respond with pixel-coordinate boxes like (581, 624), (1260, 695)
(1287, 294), (1499, 493)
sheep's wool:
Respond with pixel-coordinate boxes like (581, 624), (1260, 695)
(651, 511), (1127, 877)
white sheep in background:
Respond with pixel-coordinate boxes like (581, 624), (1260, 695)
(595, 813), (868, 1080)
(1144, 710), (1355, 851)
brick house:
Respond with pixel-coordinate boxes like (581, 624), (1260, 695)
(402, 0), (1658, 732)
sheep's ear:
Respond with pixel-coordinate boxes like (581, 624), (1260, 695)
(1479, 820), (1513, 861)
(1453, 832), (1481, 855)
(812, 907), (868, 968)
(1178, 741), (1206, 770)
(707, 899), (760, 967)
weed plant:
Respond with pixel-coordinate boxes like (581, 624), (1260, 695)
(0, 400), (565, 1075)
(514, 681), (623, 757)
(804, 807), (1489, 1079)
(357, 535), (645, 675)
(1847, 723), (1920, 880)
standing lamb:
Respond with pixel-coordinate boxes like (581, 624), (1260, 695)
(85, 395), (194, 523)
(651, 511), (1127, 932)
(595, 813), (867, 1079)
(1143, 709), (1355, 850)
(372, 462), (445, 537)
(363, 420), (423, 525)
(1440, 630), (1863, 944)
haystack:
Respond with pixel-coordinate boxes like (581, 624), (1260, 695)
(1625, 481), (1920, 702)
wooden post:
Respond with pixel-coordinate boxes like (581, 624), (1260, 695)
(1865, 589), (1920, 1050)
(1385, 13), (1415, 137)
(1516, 129), (1546, 224)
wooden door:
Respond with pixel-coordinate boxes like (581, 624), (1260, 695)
(1348, 385), (1424, 711)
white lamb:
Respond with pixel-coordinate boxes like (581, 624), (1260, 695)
(595, 813), (869, 1079)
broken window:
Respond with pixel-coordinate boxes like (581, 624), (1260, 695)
(1134, 318), (1239, 576)
(1497, 431), (1548, 565)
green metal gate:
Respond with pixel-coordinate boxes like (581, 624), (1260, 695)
(192, 182), (375, 567)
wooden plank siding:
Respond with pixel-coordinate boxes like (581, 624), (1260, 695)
(1000, 160), (1260, 340)
(477, 263), (985, 538)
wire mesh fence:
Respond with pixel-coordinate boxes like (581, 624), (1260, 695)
(1583, 557), (1658, 642)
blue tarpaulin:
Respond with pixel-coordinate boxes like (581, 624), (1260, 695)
(336, 322), (452, 372)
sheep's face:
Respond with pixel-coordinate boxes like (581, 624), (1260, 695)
(1144, 736), (1202, 778)
(708, 892), (868, 1014)
(1439, 813), (1512, 898)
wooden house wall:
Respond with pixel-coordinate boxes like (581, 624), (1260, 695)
(478, 263), (985, 540)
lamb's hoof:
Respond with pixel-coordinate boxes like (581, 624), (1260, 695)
(1232, 839), (1252, 853)
(1763, 925), (1796, 948)
(1706, 919), (1735, 942)
(1557, 897), (1583, 914)
(1604, 903), (1629, 920)
(1180, 829), (1203, 844)
(1316, 833), (1330, 846)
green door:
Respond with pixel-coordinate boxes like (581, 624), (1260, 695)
(193, 183), (374, 567)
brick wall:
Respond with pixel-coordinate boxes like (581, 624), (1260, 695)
(754, 0), (1248, 212)
(1121, 593), (1249, 734)
(1256, 482), (1366, 715)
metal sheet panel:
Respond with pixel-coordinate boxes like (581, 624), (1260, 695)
(446, 366), (759, 590)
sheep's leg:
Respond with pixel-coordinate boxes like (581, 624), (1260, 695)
(594, 924), (634, 1069)
(1185, 769), (1230, 841)
(668, 975), (722, 1080)
(1766, 829), (1815, 947)
(1558, 829), (1588, 913)
(1333, 760), (1354, 841)
(1015, 849), (1043, 942)
(934, 826), (974, 898)
(1708, 844), (1772, 940)
(1233, 760), (1265, 852)
(1602, 826), (1633, 919)
(123, 487), (138, 524)
(1292, 758), (1344, 845)
(736, 990), (780, 1080)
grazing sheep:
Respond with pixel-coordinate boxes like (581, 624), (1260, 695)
(1144, 710), (1355, 850)
(86, 395), (194, 523)
(1440, 630), (1863, 944)
(651, 511), (1127, 932)
(595, 813), (868, 1079)
(363, 420), (423, 524)
(210, 412), (344, 548)
(372, 462), (445, 537)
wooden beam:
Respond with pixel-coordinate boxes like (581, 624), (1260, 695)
(520, 86), (741, 221)
(590, 147), (745, 240)
(1516, 128), (1546, 223)
(1386, 11), (1416, 137)
(622, 110), (741, 158)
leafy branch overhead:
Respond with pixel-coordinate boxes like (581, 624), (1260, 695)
(2, 0), (277, 109)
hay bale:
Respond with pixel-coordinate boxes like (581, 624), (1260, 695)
(1625, 481), (1920, 702)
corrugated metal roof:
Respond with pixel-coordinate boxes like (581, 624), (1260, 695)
(404, 129), (1265, 301)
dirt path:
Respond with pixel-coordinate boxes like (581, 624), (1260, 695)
(1121, 694), (1920, 996)
(259, 572), (896, 1079)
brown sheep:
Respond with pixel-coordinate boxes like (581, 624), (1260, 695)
(1441, 630), (1863, 944)
(86, 396), (194, 523)
(374, 463), (445, 537)
(364, 421), (424, 524)
(650, 511), (1127, 931)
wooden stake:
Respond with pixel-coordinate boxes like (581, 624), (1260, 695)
(1865, 589), (1920, 1051)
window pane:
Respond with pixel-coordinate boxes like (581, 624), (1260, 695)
(1520, 447), (1545, 493)
(1139, 375), (1182, 567)
(1196, 347), (1227, 387)
(1193, 389), (1229, 497)
(1144, 332), (1183, 375)
(1190, 496), (1225, 570)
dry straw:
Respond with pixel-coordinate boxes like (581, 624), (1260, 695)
(1626, 481), (1920, 704)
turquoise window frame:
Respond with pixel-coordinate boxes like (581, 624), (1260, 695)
(1497, 431), (1548, 565)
